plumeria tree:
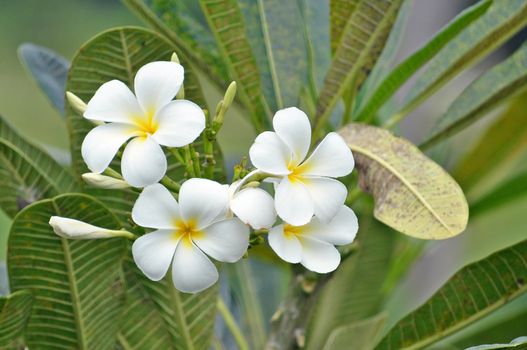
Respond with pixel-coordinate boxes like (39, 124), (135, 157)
(1, 0), (527, 349)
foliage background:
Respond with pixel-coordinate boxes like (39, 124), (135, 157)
(0, 0), (526, 348)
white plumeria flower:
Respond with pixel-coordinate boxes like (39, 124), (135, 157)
(268, 206), (358, 273)
(228, 180), (276, 230)
(249, 107), (354, 226)
(82, 61), (205, 188)
(132, 179), (249, 293)
(49, 216), (134, 240)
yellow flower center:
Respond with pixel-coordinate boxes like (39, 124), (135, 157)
(287, 162), (310, 183)
(172, 219), (203, 247)
(134, 110), (159, 137)
(283, 224), (304, 239)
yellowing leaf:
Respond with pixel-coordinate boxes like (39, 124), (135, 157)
(339, 124), (468, 239)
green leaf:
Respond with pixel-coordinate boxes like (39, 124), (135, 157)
(452, 93), (527, 197)
(0, 290), (33, 348)
(470, 170), (527, 218)
(306, 218), (396, 350)
(388, 0), (527, 126)
(7, 194), (127, 349)
(18, 43), (70, 115)
(323, 313), (388, 350)
(339, 123), (469, 239)
(376, 239), (527, 350)
(122, 0), (228, 87)
(355, 0), (491, 123)
(0, 116), (79, 218)
(421, 40), (527, 150)
(314, 0), (404, 131)
(329, 0), (358, 54)
(198, 0), (271, 130)
(465, 337), (527, 350)
(117, 259), (172, 350)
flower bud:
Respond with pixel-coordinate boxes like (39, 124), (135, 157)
(49, 216), (134, 240)
(170, 52), (180, 64)
(222, 81), (237, 111)
(66, 91), (87, 115)
(82, 172), (130, 189)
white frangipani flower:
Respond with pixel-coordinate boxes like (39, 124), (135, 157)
(132, 180), (249, 293)
(268, 206), (358, 273)
(82, 61), (205, 188)
(49, 216), (134, 240)
(249, 107), (354, 226)
(228, 180), (276, 230)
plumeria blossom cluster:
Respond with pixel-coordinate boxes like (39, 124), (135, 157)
(49, 58), (359, 293)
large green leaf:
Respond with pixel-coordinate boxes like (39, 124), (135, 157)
(18, 43), (70, 115)
(389, 0), (527, 126)
(452, 93), (527, 198)
(339, 124), (468, 239)
(7, 194), (127, 349)
(198, 0), (270, 130)
(354, 0), (491, 123)
(0, 116), (79, 218)
(306, 218), (396, 350)
(314, 0), (404, 130)
(421, 40), (527, 149)
(323, 313), (387, 350)
(0, 290), (33, 348)
(376, 239), (527, 350)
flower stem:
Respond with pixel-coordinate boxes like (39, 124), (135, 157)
(160, 176), (181, 193)
(217, 297), (249, 350)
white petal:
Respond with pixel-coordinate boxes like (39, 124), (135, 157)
(152, 100), (205, 147)
(301, 132), (354, 177)
(179, 178), (230, 229)
(275, 177), (314, 226)
(81, 123), (136, 173)
(249, 131), (292, 175)
(231, 187), (277, 229)
(299, 237), (340, 273)
(121, 136), (167, 187)
(132, 184), (180, 229)
(273, 107), (311, 165)
(171, 240), (218, 293)
(194, 218), (249, 263)
(304, 206), (359, 245)
(84, 80), (143, 123)
(304, 177), (347, 223)
(132, 229), (178, 281)
(134, 61), (184, 113)
(268, 224), (302, 263)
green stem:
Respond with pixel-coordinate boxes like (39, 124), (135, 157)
(217, 298), (249, 350)
(160, 176), (181, 193)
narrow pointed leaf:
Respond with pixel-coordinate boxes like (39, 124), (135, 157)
(8, 194), (127, 349)
(391, 0), (527, 126)
(315, 0), (404, 130)
(0, 290), (33, 348)
(453, 93), (527, 195)
(329, 0), (358, 54)
(339, 124), (468, 239)
(307, 218), (396, 350)
(199, 0), (270, 130)
(355, 0), (491, 122)
(465, 337), (527, 350)
(18, 43), (70, 115)
(0, 116), (79, 217)
(421, 40), (527, 149)
(376, 239), (527, 350)
(324, 313), (388, 350)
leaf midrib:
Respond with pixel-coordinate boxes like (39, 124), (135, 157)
(349, 143), (454, 234)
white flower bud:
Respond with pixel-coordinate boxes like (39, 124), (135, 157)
(82, 173), (130, 189)
(49, 216), (134, 240)
(66, 91), (87, 115)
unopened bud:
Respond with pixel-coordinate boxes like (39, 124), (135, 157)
(82, 173), (129, 189)
(222, 81), (237, 110)
(171, 52), (180, 64)
(49, 216), (134, 240)
(66, 91), (87, 115)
